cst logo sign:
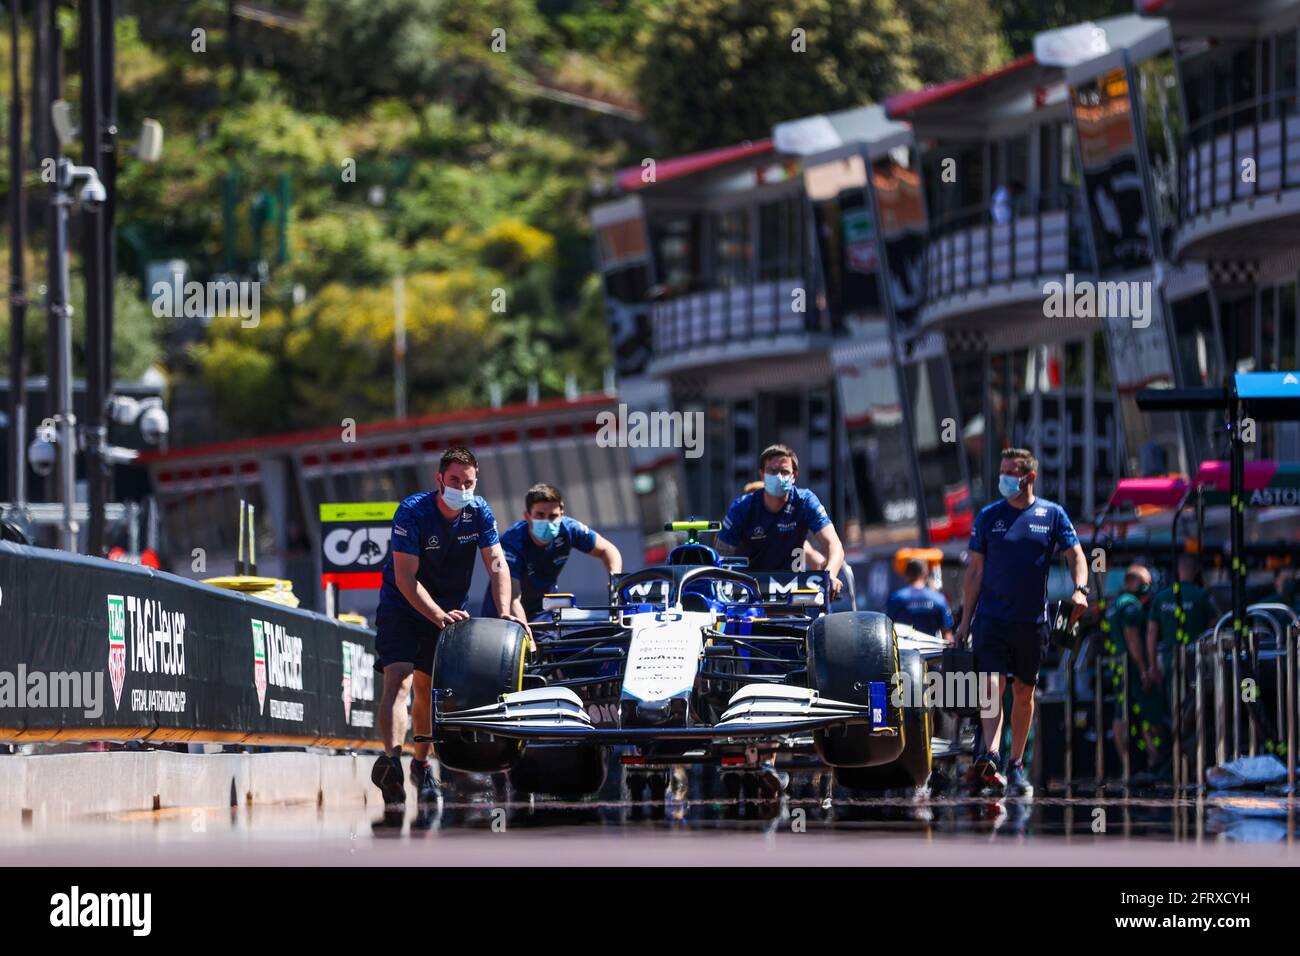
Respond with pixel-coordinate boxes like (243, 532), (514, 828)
(322, 526), (391, 569)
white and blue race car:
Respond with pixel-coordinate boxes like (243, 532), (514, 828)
(426, 521), (959, 798)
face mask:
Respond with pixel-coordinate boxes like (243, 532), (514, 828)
(764, 473), (794, 497)
(531, 518), (561, 543)
(441, 485), (474, 511)
(998, 474), (1024, 499)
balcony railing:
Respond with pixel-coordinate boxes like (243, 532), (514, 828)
(647, 257), (824, 360)
(922, 193), (1084, 305)
(1180, 93), (1300, 222)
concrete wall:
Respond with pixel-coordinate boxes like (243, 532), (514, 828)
(0, 751), (379, 827)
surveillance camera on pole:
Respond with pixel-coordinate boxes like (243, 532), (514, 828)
(138, 399), (170, 446)
(28, 421), (58, 479)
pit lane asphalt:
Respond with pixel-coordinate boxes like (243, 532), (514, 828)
(1, 772), (1296, 865)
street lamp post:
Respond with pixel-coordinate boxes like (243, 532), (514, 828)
(50, 159), (77, 551)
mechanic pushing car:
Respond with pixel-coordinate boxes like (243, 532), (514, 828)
(886, 557), (955, 643)
(369, 446), (528, 811)
(480, 482), (623, 620)
(955, 447), (1088, 796)
(716, 443), (846, 599)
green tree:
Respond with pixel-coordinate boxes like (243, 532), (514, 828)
(994, 0), (1132, 57)
(637, 0), (916, 153)
(297, 0), (550, 118)
(902, 0), (1008, 85)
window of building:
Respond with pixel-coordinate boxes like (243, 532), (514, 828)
(757, 194), (805, 281)
(711, 207), (752, 288)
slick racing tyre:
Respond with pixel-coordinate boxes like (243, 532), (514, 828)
(807, 611), (905, 768)
(432, 617), (528, 774)
(510, 744), (608, 798)
(833, 649), (932, 790)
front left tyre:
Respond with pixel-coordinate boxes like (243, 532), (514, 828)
(807, 611), (905, 767)
(431, 617), (528, 774)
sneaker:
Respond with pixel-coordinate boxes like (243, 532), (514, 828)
(1007, 759), (1033, 797)
(966, 752), (1006, 794)
(371, 753), (406, 809)
(755, 763), (790, 798)
(409, 759), (443, 808)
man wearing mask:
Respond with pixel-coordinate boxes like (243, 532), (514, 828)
(955, 448), (1088, 796)
(716, 444), (846, 599)
(370, 446), (527, 811)
(1105, 564), (1159, 772)
(481, 482), (623, 620)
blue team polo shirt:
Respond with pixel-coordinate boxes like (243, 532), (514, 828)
(969, 496), (1078, 624)
(885, 585), (955, 636)
(378, 491), (499, 617)
(481, 516), (599, 617)
(717, 487), (832, 572)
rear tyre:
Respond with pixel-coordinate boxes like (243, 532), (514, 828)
(834, 649), (932, 790)
(431, 617), (528, 774)
(510, 745), (608, 798)
(807, 611), (905, 768)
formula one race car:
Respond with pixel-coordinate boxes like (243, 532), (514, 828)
(428, 521), (962, 798)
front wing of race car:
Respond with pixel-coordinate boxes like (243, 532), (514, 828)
(430, 683), (896, 744)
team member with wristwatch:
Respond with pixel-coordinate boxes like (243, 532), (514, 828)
(954, 448), (1090, 796)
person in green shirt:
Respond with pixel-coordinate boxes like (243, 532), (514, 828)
(1104, 564), (1161, 772)
(1146, 555), (1220, 694)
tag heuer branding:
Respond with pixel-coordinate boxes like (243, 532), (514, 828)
(341, 640), (376, 728)
(106, 594), (188, 713)
(252, 619), (305, 722)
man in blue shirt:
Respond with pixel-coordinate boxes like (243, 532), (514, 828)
(716, 444), (846, 599)
(481, 482), (623, 620)
(886, 558), (954, 642)
(954, 448), (1088, 796)
(370, 446), (526, 811)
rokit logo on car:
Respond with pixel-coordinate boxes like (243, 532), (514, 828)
(106, 594), (188, 713)
(341, 639), (375, 727)
(251, 619), (305, 721)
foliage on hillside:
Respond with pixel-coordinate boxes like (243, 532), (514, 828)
(0, 0), (1126, 440)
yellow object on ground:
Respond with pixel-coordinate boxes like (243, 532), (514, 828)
(203, 576), (301, 608)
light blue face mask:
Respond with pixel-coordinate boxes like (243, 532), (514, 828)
(764, 473), (794, 497)
(531, 518), (561, 543)
(441, 485), (474, 511)
(998, 473), (1025, 499)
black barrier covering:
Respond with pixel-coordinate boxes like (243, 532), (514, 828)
(0, 541), (380, 745)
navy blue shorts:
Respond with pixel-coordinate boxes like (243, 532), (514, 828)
(971, 615), (1049, 686)
(374, 603), (441, 675)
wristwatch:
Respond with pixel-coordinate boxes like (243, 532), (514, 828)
(1073, 584), (1091, 596)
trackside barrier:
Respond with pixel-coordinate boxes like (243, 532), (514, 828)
(0, 541), (384, 749)
(1082, 603), (1298, 791)
(1187, 605), (1298, 790)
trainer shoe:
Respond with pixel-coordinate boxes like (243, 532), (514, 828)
(409, 759), (443, 808)
(967, 751), (1006, 794)
(756, 763), (790, 798)
(1007, 759), (1033, 797)
(371, 753), (406, 809)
